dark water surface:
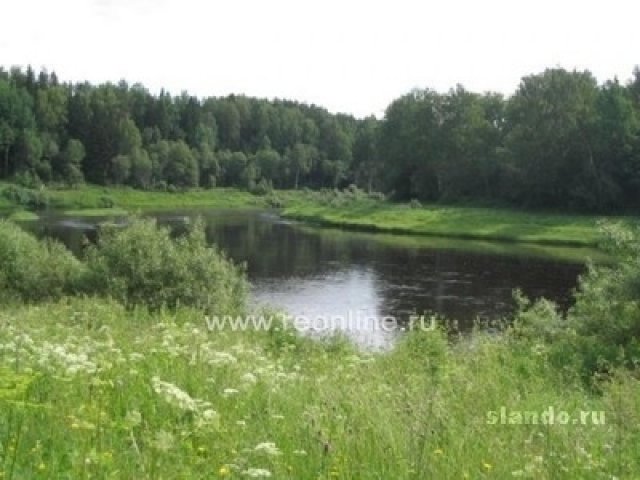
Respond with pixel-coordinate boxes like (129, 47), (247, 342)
(21, 209), (590, 348)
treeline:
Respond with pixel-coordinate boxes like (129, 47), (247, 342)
(0, 66), (357, 194)
(1, 65), (640, 211)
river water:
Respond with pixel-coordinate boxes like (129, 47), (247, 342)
(21, 209), (592, 348)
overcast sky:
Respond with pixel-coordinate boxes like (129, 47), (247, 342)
(1, 0), (638, 118)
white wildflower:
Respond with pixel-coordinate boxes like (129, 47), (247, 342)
(244, 468), (272, 478)
(254, 442), (281, 456)
(152, 430), (175, 452)
(241, 372), (257, 384)
(195, 409), (220, 430)
(151, 376), (211, 412)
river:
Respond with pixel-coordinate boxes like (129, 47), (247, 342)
(20, 209), (591, 348)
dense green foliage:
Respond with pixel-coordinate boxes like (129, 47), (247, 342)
(0, 220), (83, 301)
(85, 218), (247, 312)
(0, 219), (246, 313)
(2, 66), (640, 211)
(514, 222), (640, 378)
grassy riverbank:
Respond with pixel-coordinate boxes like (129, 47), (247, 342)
(0, 182), (626, 247)
(0, 183), (264, 217)
(1, 298), (638, 479)
(281, 191), (612, 247)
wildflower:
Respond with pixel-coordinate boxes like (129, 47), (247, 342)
(244, 468), (272, 478)
(433, 448), (444, 456)
(37, 463), (46, 472)
(254, 442), (281, 456)
(152, 377), (211, 412)
(223, 388), (239, 396)
(483, 461), (493, 471)
(152, 430), (175, 452)
(219, 465), (231, 477)
(195, 409), (220, 430)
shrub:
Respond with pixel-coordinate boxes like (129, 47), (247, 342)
(410, 198), (422, 209)
(84, 217), (247, 313)
(98, 195), (115, 208)
(564, 224), (640, 375)
(251, 178), (273, 196)
(13, 170), (42, 189)
(512, 222), (640, 380)
(0, 221), (84, 302)
(1, 185), (50, 210)
(265, 194), (285, 209)
(368, 191), (387, 202)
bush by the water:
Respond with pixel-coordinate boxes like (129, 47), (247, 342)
(0, 219), (247, 314)
(513, 221), (640, 380)
(1, 184), (51, 210)
(0, 220), (84, 301)
(84, 217), (247, 312)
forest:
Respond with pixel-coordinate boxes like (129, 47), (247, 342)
(1, 65), (640, 211)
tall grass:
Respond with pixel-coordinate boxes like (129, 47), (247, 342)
(0, 299), (638, 479)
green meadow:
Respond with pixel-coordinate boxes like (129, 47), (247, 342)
(281, 190), (614, 247)
(1, 298), (638, 479)
(1, 183), (624, 250)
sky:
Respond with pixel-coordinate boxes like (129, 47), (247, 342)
(1, 0), (638, 118)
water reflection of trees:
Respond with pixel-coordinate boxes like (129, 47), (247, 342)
(202, 214), (583, 327)
(25, 211), (583, 329)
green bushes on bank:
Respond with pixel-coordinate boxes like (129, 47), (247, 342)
(1, 184), (51, 210)
(84, 218), (247, 313)
(0, 218), (247, 315)
(0, 220), (84, 301)
(513, 221), (640, 380)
